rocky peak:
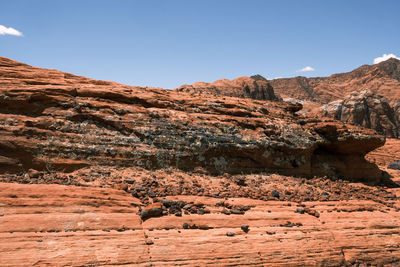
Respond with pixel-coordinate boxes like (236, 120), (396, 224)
(250, 74), (268, 81)
(175, 75), (281, 101)
(375, 57), (400, 81)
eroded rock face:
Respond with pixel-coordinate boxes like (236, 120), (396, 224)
(175, 74), (280, 101)
(319, 89), (398, 138)
(0, 57), (386, 183)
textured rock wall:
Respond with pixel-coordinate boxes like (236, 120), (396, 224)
(319, 89), (399, 138)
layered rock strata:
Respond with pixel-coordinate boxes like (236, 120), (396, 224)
(0, 56), (385, 183)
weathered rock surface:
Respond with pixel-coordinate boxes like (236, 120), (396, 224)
(318, 89), (399, 138)
(176, 74), (280, 101)
(0, 57), (386, 183)
(0, 181), (399, 266)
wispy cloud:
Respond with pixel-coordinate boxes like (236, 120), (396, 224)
(0, 25), (23, 36)
(373, 53), (400, 64)
(297, 66), (314, 72)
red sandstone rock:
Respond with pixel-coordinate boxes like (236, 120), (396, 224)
(0, 56), (399, 266)
(0, 57), (386, 183)
(0, 182), (399, 266)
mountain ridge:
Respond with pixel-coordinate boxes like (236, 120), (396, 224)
(270, 58), (400, 104)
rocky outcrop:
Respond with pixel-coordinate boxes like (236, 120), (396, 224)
(0, 57), (387, 183)
(318, 89), (399, 138)
(175, 74), (280, 101)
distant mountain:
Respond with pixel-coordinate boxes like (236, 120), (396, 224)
(270, 58), (400, 105)
(173, 59), (400, 138)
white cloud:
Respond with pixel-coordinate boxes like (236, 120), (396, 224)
(297, 66), (314, 72)
(373, 53), (400, 64)
(0, 25), (23, 36)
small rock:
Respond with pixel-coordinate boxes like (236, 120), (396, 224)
(140, 202), (163, 220)
(241, 225), (250, 233)
(305, 208), (320, 218)
(233, 176), (246, 186)
(271, 190), (280, 198)
(388, 160), (400, 170)
(124, 179), (135, 184)
(158, 199), (175, 208)
(226, 231), (235, 237)
(147, 191), (156, 198)
(190, 224), (199, 229)
(221, 208), (231, 215)
(28, 169), (41, 178)
(182, 223), (189, 229)
(199, 225), (212, 230)
(182, 204), (192, 210)
(230, 209), (245, 215)
(145, 240), (154, 245)
(204, 208), (211, 214)
(193, 201), (204, 207)
(295, 208), (305, 214)
(174, 211), (182, 217)
(120, 184), (129, 192)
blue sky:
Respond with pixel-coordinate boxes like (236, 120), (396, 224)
(1, 0), (399, 88)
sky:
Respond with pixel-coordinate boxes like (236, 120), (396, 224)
(1, 0), (400, 89)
